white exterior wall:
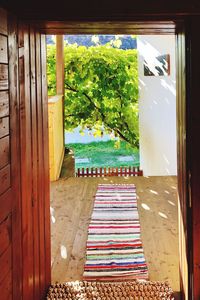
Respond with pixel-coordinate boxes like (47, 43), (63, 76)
(138, 35), (177, 176)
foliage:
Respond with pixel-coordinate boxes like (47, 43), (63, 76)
(47, 41), (139, 148)
(47, 45), (56, 96)
(67, 140), (139, 169)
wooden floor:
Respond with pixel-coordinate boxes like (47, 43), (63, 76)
(50, 176), (180, 295)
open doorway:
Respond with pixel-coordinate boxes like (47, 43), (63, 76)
(47, 32), (180, 299)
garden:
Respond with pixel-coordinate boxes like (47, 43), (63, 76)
(47, 35), (140, 171)
(67, 140), (139, 170)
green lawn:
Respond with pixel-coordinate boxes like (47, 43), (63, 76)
(66, 140), (139, 170)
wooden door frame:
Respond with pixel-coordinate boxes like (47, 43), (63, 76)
(37, 20), (189, 299)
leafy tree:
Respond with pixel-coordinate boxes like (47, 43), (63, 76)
(47, 42), (139, 148)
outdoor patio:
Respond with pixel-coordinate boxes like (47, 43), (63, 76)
(50, 175), (179, 297)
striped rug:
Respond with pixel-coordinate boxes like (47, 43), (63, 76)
(83, 184), (148, 281)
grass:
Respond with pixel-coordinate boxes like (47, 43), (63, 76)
(66, 140), (139, 170)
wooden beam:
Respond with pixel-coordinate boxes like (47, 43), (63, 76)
(5, 1), (200, 21)
(35, 21), (176, 35)
(56, 35), (65, 149)
(56, 35), (64, 95)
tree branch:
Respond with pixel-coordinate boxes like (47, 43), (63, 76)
(65, 82), (134, 145)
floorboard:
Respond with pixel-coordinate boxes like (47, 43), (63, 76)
(50, 176), (179, 295)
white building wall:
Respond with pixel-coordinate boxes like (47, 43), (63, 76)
(138, 35), (177, 176)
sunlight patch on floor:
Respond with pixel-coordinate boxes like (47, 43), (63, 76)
(168, 200), (175, 206)
(60, 245), (67, 259)
(158, 212), (168, 219)
(150, 189), (158, 195)
(141, 203), (151, 210)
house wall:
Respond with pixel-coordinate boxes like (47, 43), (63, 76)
(48, 95), (64, 181)
(138, 35), (177, 176)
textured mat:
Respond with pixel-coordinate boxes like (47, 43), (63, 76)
(83, 184), (148, 281)
(46, 281), (174, 299)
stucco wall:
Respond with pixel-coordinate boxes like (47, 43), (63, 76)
(138, 35), (177, 176)
(48, 95), (64, 181)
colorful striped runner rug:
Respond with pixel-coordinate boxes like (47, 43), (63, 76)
(83, 184), (148, 281)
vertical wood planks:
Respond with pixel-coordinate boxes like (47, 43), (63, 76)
(0, 8), (7, 35)
(41, 33), (51, 294)
(175, 27), (189, 300)
(0, 270), (12, 300)
(18, 25), (51, 300)
(0, 10), (13, 300)
(0, 117), (9, 138)
(0, 245), (12, 283)
(9, 19), (22, 292)
(56, 35), (64, 95)
(30, 27), (40, 300)
(0, 91), (9, 117)
(120, 167), (123, 176)
(5, 11), (22, 300)
(0, 214), (11, 300)
(0, 164), (10, 195)
(124, 166), (127, 176)
(18, 23), (34, 300)
(37, 32), (46, 299)
(0, 135), (10, 168)
(0, 35), (8, 63)
(0, 64), (9, 90)
(99, 167), (102, 176)
(0, 215), (11, 256)
(186, 18), (200, 299)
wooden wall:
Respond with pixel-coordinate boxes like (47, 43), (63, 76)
(0, 8), (51, 300)
(176, 28), (188, 300)
(48, 95), (64, 181)
(186, 17), (200, 300)
(0, 9), (21, 300)
(18, 23), (51, 300)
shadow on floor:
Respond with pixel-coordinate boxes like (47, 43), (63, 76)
(60, 151), (75, 179)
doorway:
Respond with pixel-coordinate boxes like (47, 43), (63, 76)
(47, 24), (184, 300)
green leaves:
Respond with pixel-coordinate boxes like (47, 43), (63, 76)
(47, 42), (139, 148)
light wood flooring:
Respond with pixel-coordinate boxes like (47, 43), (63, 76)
(50, 176), (180, 295)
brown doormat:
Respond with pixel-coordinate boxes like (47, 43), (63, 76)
(46, 280), (174, 299)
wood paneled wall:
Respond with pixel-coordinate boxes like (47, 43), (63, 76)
(0, 9), (21, 300)
(176, 28), (188, 300)
(186, 17), (200, 300)
(18, 22), (51, 300)
(0, 8), (51, 300)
